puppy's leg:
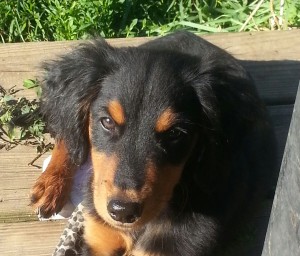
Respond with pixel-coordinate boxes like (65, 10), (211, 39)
(30, 140), (76, 218)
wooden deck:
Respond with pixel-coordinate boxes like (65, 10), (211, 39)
(0, 30), (300, 255)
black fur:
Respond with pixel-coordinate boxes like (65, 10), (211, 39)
(42, 31), (276, 255)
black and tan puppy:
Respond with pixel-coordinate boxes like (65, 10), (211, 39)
(31, 31), (275, 255)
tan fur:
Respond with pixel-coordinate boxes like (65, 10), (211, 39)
(91, 150), (119, 225)
(108, 100), (126, 126)
(155, 107), (177, 133)
(84, 213), (132, 255)
(139, 162), (185, 224)
(31, 140), (76, 215)
(131, 250), (161, 256)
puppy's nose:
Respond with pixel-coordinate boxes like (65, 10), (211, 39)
(107, 200), (142, 223)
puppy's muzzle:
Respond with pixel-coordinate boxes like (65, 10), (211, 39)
(107, 199), (142, 224)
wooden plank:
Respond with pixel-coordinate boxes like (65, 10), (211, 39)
(0, 221), (66, 255)
(243, 61), (300, 105)
(201, 30), (300, 61)
(268, 104), (294, 160)
(262, 86), (300, 256)
(1, 31), (299, 73)
(1, 30), (299, 102)
(0, 146), (50, 223)
(0, 71), (37, 100)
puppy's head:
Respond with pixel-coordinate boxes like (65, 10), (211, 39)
(87, 48), (212, 230)
(42, 39), (217, 230)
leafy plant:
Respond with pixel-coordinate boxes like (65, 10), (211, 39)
(0, 80), (52, 165)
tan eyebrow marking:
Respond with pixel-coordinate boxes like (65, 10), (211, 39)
(107, 100), (126, 126)
(155, 107), (177, 133)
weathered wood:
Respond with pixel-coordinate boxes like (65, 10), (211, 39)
(0, 221), (66, 255)
(1, 30), (300, 102)
(1, 31), (299, 73)
(262, 85), (300, 256)
(0, 146), (49, 223)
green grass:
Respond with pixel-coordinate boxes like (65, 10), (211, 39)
(0, 0), (299, 43)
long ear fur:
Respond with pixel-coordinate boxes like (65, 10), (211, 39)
(41, 39), (118, 165)
(181, 53), (267, 195)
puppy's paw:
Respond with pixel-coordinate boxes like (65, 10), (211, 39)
(30, 170), (71, 218)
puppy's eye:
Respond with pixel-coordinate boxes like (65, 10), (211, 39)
(166, 128), (187, 142)
(100, 117), (116, 131)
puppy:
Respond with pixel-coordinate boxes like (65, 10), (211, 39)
(31, 31), (275, 255)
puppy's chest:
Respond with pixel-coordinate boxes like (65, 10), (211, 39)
(84, 216), (173, 256)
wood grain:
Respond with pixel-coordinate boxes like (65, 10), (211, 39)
(0, 221), (66, 255)
(1, 30), (299, 102)
(0, 146), (50, 223)
(262, 87), (300, 256)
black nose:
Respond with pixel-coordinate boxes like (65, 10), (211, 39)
(107, 200), (142, 223)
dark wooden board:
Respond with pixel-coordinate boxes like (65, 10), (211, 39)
(242, 60), (300, 105)
(262, 86), (300, 256)
(268, 104), (294, 161)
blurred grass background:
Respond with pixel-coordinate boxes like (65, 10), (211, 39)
(0, 0), (299, 42)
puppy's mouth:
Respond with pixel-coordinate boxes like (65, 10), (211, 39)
(91, 154), (186, 230)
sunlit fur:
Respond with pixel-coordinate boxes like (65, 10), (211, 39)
(31, 141), (76, 218)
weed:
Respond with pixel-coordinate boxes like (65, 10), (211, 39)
(0, 0), (299, 43)
(0, 80), (52, 165)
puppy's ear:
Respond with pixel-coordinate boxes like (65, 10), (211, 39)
(182, 64), (223, 194)
(41, 39), (118, 165)
(183, 58), (263, 194)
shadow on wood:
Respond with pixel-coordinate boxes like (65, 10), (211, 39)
(262, 84), (300, 256)
(241, 60), (300, 105)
